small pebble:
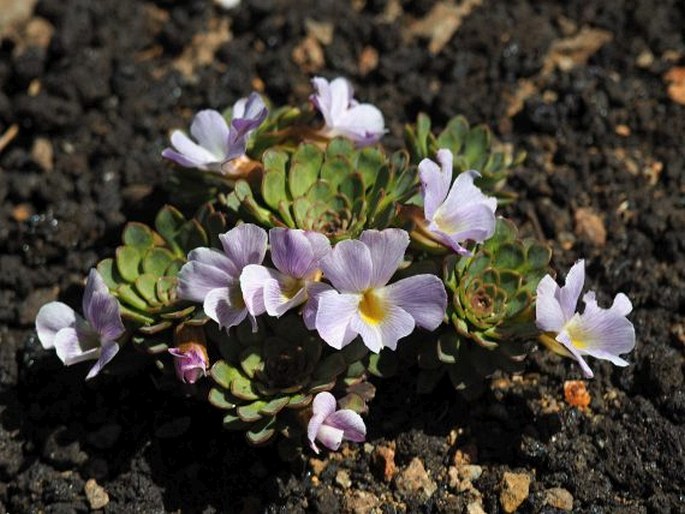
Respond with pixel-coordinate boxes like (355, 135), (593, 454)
(500, 472), (531, 513)
(544, 487), (574, 511)
(84, 479), (109, 510)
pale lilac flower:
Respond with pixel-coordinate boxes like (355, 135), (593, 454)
(35, 269), (125, 380)
(177, 224), (268, 332)
(168, 343), (209, 384)
(315, 229), (447, 352)
(536, 259), (636, 378)
(418, 149), (497, 255)
(307, 392), (366, 454)
(240, 228), (330, 319)
(162, 92), (267, 174)
(310, 77), (385, 146)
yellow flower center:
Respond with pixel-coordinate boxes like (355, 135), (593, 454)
(230, 286), (246, 309)
(359, 289), (386, 326)
(281, 277), (304, 300)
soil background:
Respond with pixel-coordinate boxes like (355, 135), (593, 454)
(1, 0), (684, 513)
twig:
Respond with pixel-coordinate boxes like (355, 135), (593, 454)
(0, 123), (19, 154)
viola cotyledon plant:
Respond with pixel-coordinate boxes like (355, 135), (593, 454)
(35, 76), (636, 454)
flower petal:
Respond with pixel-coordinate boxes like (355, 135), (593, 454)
(311, 391), (337, 418)
(572, 307), (636, 364)
(82, 269), (109, 315)
(610, 292), (633, 316)
(186, 247), (240, 278)
(307, 413), (326, 454)
(419, 150), (453, 221)
(430, 200), (496, 250)
(315, 291), (360, 349)
(350, 301), (415, 353)
(189, 109), (230, 159)
(167, 130), (221, 169)
(536, 274), (566, 332)
(203, 286), (248, 331)
(269, 228), (317, 278)
(263, 278), (308, 317)
(556, 331), (595, 378)
(219, 224), (268, 272)
(85, 291), (125, 342)
(320, 239), (372, 293)
(177, 261), (232, 303)
(35, 302), (77, 349)
(310, 77), (334, 128)
(54, 327), (100, 366)
(85, 341), (120, 380)
(325, 409), (366, 443)
(359, 229), (409, 288)
(335, 103), (385, 145)
(383, 275), (447, 330)
(240, 264), (280, 316)
(302, 281), (333, 330)
(560, 260), (585, 320)
(328, 77), (354, 123)
(303, 231), (332, 264)
(315, 424), (345, 452)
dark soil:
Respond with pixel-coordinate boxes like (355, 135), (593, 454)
(1, 0), (684, 512)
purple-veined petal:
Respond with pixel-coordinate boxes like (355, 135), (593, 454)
(315, 291), (360, 349)
(335, 104), (385, 145)
(325, 409), (366, 443)
(442, 169), (497, 210)
(419, 150), (453, 221)
(177, 261), (233, 303)
(328, 77), (354, 122)
(168, 131), (221, 168)
(320, 239), (372, 293)
(168, 346), (208, 384)
(263, 277), (308, 317)
(312, 391), (338, 418)
(303, 281), (333, 330)
(359, 229), (409, 288)
(569, 308), (636, 365)
(303, 231), (332, 264)
(350, 300), (415, 353)
(190, 110), (230, 158)
(85, 340), (120, 380)
(219, 224), (268, 272)
(54, 327), (100, 366)
(82, 269), (109, 315)
(315, 424), (345, 452)
(85, 291), (125, 342)
(310, 77), (334, 128)
(307, 413), (326, 454)
(203, 286), (248, 331)
(226, 93), (268, 161)
(430, 200), (496, 248)
(240, 264), (280, 316)
(610, 292), (633, 316)
(36, 302), (77, 350)
(186, 247), (240, 278)
(556, 331), (595, 378)
(559, 260), (585, 320)
(383, 274), (447, 330)
(269, 228), (317, 278)
(536, 274), (566, 332)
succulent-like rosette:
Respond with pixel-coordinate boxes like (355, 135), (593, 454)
(405, 113), (525, 199)
(208, 316), (370, 445)
(417, 218), (552, 392)
(227, 138), (416, 242)
(536, 260), (635, 378)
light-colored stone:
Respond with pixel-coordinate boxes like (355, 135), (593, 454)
(544, 487), (574, 511)
(344, 490), (381, 514)
(31, 137), (53, 172)
(500, 472), (531, 513)
(466, 501), (487, 514)
(335, 469), (351, 489)
(373, 444), (396, 482)
(84, 479), (109, 510)
(395, 457), (437, 499)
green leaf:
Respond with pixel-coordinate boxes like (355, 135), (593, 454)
(262, 148), (289, 174)
(313, 353), (346, 381)
(262, 170), (287, 211)
(155, 205), (186, 253)
(338, 172), (364, 201)
(231, 374), (260, 401)
(123, 222), (155, 248)
(464, 125), (490, 168)
(494, 242), (525, 270)
(134, 274), (161, 306)
(240, 346), (264, 379)
(415, 112), (432, 158)
(260, 397), (289, 416)
(142, 247), (175, 276)
(116, 284), (149, 311)
(246, 416), (277, 445)
(321, 155), (353, 191)
(356, 147), (385, 187)
(525, 241), (552, 271)
(97, 258), (124, 290)
(289, 143), (323, 198)
(208, 388), (237, 410)
(116, 246), (142, 283)
(223, 413), (250, 431)
(367, 349), (398, 378)
(210, 360), (240, 390)
(237, 401), (266, 422)
(286, 393), (312, 409)
(436, 115), (469, 154)
(326, 137), (355, 158)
